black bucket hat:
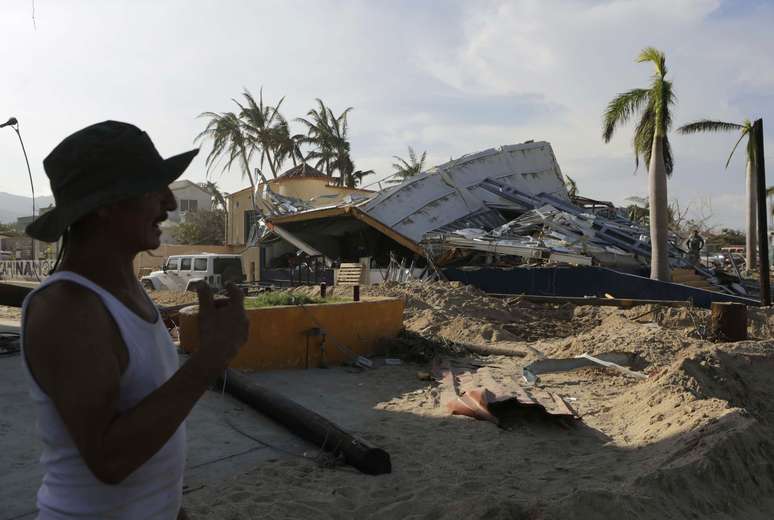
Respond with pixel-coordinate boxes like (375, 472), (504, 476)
(26, 120), (198, 242)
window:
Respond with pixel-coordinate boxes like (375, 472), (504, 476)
(180, 257), (192, 271)
(166, 258), (179, 270)
(194, 258), (208, 271)
(179, 199), (198, 212)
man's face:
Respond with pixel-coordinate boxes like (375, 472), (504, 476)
(106, 186), (177, 252)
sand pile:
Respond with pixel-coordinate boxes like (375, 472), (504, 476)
(367, 281), (599, 347)
(183, 283), (774, 520)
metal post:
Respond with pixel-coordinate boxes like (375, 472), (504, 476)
(320, 281), (327, 298)
(752, 119), (771, 306)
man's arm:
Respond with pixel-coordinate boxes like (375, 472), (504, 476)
(24, 283), (247, 484)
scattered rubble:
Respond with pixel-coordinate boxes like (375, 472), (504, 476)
(184, 280), (774, 520)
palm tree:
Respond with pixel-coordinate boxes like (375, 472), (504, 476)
(272, 124), (305, 171)
(297, 99), (357, 186)
(237, 88), (288, 179)
(196, 111), (262, 214)
(202, 181), (229, 242)
(297, 99), (336, 176)
(677, 119), (757, 269)
(389, 146), (427, 185)
(603, 47), (676, 281)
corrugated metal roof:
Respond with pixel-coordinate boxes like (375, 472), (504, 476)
(361, 141), (568, 243)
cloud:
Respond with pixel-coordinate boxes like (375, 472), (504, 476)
(0, 0), (772, 230)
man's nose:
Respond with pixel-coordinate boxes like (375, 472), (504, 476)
(162, 187), (177, 210)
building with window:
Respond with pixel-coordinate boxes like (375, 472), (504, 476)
(159, 180), (213, 244)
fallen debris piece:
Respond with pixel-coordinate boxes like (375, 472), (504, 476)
(577, 353), (648, 380)
(223, 368), (391, 475)
(522, 351), (642, 384)
(433, 358), (578, 425)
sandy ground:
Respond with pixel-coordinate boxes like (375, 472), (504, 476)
(179, 282), (774, 519)
(6, 281), (774, 518)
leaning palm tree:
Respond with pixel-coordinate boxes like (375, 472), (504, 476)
(389, 146), (427, 185)
(678, 119), (757, 269)
(195, 111), (262, 214)
(603, 47), (676, 281)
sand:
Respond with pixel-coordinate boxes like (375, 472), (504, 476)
(180, 281), (774, 519)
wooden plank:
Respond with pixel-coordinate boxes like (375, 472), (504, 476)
(348, 207), (425, 256)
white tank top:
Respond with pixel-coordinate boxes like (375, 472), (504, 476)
(20, 271), (186, 519)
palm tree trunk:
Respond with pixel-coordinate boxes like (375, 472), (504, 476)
(649, 136), (671, 281)
(745, 158), (757, 271)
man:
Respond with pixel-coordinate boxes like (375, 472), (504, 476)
(686, 229), (705, 266)
(21, 121), (249, 519)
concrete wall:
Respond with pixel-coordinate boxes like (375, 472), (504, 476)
(271, 177), (372, 204)
(227, 188), (254, 246)
(178, 297), (404, 370)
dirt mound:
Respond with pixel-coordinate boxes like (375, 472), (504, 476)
(547, 342), (774, 519)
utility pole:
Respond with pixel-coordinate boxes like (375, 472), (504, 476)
(752, 119), (771, 306)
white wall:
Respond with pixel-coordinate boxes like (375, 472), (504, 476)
(168, 183), (212, 223)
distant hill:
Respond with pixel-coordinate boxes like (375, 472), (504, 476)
(0, 192), (55, 224)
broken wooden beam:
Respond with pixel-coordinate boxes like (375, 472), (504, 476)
(223, 368), (391, 475)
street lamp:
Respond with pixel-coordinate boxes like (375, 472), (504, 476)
(2, 116), (39, 264)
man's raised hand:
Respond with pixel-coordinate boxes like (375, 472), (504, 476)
(195, 283), (249, 376)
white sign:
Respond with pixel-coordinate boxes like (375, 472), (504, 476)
(0, 260), (54, 281)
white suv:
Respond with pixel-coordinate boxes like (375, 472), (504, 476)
(141, 253), (244, 292)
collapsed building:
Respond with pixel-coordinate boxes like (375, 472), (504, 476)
(242, 141), (757, 305)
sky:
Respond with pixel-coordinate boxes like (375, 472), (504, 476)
(1, 0), (773, 230)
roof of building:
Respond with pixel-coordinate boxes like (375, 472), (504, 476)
(278, 164), (327, 179)
(169, 179), (209, 194)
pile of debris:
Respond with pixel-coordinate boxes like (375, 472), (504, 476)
(248, 140), (755, 300)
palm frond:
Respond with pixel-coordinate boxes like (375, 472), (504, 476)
(632, 101), (655, 172)
(677, 119), (743, 135)
(602, 88), (650, 142)
(662, 136), (674, 176)
(637, 47), (667, 78)
(725, 131), (748, 169)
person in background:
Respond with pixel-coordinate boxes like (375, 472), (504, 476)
(686, 229), (705, 266)
(21, 121), (249, 519)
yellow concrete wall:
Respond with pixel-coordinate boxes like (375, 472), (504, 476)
(226, 188), (254, 245)
(178, 297), (404, 370)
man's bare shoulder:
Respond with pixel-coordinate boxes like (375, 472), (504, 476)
(25, 281), (126, 381)
(26, 280), (110, 329)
